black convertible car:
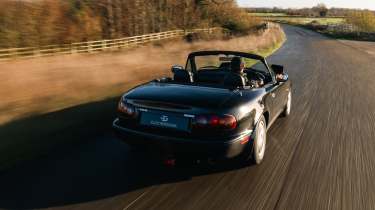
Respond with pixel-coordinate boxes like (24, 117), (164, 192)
(113, 51), (291, 165)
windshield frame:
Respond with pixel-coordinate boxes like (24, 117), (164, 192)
(185, 51), (276, 84)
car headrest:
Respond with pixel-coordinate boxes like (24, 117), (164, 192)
(223, 72), (246, 88)
(231, 57), (243, 72)
(173, 69), (193, 83)
(219, 62), (231, 71)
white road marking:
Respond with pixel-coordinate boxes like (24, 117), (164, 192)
(123, 190), (150, 210)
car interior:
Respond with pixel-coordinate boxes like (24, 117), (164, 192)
(173, 68), (194, 83)
(170, 58), (273, 89)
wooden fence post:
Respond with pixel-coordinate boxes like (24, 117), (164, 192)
(10, 48), (17, 59)
(71, 43), (76, 54)
(87, 42), (92, 53)
(33, 48), (41, 58)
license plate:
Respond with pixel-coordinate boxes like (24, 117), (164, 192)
(140, 112), (189, 131)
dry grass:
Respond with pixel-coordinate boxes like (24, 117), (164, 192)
(0, 26), (285, 125)
(266, 16), (345, 25)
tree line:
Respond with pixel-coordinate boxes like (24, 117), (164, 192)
(246, 5), (374, 18)
(246, 4), (375, 32)
(0, 0), (259, 48)
(347, 10), (375, 32)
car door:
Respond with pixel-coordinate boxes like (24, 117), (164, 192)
(251, 61), (282, 120)
(264, 83), (280, 120)
(272, 81), (287, 114)
(269, 66), (290, 115)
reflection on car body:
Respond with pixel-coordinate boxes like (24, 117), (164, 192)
(113, 51), (292, 165)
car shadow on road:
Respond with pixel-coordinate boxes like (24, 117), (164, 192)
(0, 96), (252, 209)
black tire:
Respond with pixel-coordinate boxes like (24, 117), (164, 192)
(252, 115), (267, 164)
(240, 115), (267, 165)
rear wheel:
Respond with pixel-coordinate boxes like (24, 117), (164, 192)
(252, 115), (267, 164)
(240, 115), (267, 165)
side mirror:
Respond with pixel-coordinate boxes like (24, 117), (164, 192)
(271, 64), (284, 75)
(171, 65), (184, 73)
(277, 73), (289, 82)
(271, 64), (288, 82)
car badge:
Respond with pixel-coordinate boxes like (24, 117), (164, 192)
(160, 115), (169, 122)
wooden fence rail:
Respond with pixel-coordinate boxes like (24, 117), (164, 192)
(0, 28), (222, 61)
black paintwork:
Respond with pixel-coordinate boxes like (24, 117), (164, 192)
(113, 51), (291, 159)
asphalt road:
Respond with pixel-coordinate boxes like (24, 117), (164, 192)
(1, 25), (375, 210)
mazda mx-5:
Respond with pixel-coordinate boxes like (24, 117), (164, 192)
(113, 51), (291, 165)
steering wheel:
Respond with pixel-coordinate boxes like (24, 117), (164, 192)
(246, 71), (265, 81)
(254, 72), (266, 81)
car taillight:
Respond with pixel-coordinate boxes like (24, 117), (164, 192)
(193, 114), (237, 130)
(118, 101), (137, 118)
(219, 115), (237, 129)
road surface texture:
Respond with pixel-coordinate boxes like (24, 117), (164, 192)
(1, 25), (375, 210)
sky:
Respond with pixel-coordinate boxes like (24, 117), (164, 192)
(237, 0), (375, 10)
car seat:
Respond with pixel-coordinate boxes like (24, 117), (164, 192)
(223, 72), (246, 88)
(173, 69), (193, 83)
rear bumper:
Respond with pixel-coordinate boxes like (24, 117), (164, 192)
(113, 118), (253, 159)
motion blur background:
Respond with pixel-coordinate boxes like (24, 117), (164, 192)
(1, 1), (375, 210)
(0, 0), (259, 48)
(0, 0), (374, 170)
(0, 0), (374, 50)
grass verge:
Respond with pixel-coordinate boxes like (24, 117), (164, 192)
(246, 25), (286, 66)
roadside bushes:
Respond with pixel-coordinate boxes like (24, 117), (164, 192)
(305, 20), (329, 31)
(0, 0), (261, 49)
(205, 1), (261, 35)
(222, 14), (261, 35)
(347, 11), (375, 32)
(301, 12), (375, 41)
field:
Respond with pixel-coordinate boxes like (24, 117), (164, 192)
(249, 13), (345, 25)
(249, 13), (288, 17)
(268, 17), (345, 25)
